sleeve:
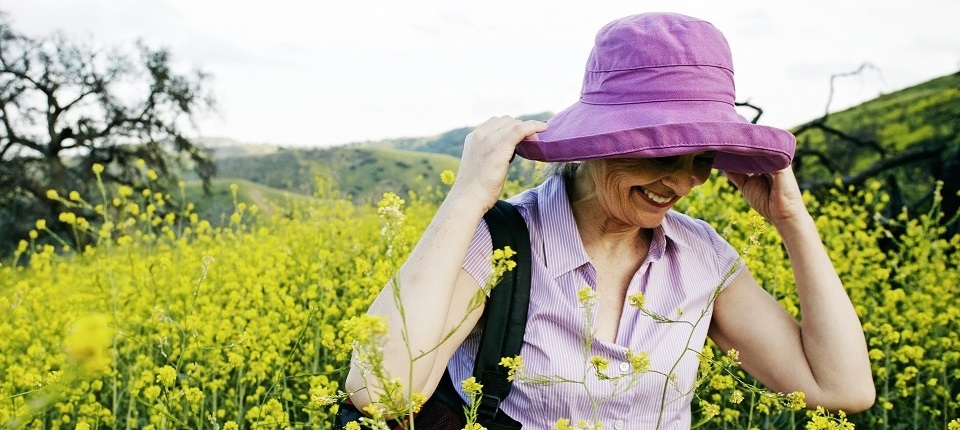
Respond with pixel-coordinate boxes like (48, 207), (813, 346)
(698, 219), (746, 291)
(461, 219), (494, 290)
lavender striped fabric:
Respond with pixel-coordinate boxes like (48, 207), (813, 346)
(450, 174), (744, 429)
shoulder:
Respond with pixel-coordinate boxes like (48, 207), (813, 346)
(664, 210), (741, 263)
(662, 210), (725, 246)
(505, 175), (561, 224)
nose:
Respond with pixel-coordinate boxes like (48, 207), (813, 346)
(661, 160), (707, 196)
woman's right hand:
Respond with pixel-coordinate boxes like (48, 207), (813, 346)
(450, 116), (547, 209)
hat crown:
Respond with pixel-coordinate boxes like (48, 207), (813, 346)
(514, 12), (796, 174)
(581, 13), (737, 106)
(588, 13), (733, 72)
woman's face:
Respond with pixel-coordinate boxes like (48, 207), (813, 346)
(576, 152), (715, 228)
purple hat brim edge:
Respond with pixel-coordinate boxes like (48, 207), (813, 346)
(515, 102), (797, 174)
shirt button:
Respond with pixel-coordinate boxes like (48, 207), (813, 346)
(619, 362), (630, 372)
(614, 420), (625, 430)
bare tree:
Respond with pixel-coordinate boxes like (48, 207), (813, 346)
(792, 64), (959, 227)
(0, 14), (215, 251)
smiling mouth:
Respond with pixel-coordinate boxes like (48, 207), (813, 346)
(634, 186), (674, 207)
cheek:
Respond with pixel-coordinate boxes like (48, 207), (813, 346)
(600, 172), (635, 199)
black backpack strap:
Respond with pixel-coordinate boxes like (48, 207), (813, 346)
(474, 200), (531, 425)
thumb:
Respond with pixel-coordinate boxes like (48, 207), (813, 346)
(722, 171), (748, 190)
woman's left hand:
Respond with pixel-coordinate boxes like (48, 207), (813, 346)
(723, 166), (808, 227)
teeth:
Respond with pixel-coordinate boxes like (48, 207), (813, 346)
(641, 187), (672, 204)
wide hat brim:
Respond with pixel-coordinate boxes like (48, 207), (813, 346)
(516, 99), (797, 174)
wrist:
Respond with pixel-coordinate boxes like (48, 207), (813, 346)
(442, 187), (494, 219)
(771, 211), (818, 243)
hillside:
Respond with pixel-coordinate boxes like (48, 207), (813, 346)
(214, 146), (461, 203)
(182, 178), (317, 224)
(354, 111), (552, 157)
(791, 72), (960, 215)
(206, 72), (959, 216)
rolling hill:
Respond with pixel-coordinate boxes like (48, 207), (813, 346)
(213, 146), (461, 204)
(205, 72), (959, 219)
(791, 71), (960, 216)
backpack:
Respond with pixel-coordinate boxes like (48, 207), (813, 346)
(335, 200), (531, 429)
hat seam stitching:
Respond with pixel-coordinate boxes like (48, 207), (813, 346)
(579, 98), (734, 106)
(585, 64), (732, 73)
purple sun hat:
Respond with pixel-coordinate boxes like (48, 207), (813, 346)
(515, 12), (796, 174)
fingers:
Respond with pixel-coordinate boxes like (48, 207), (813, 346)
(470, 116), (547, 145)
(723, 171), (748, 189)
(451, 116), (548, 206)
(464, 116), (547, 164)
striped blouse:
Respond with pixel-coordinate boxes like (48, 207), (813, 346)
(449, 174), (743, 429)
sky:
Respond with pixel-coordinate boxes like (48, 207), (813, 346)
(2, 0), (959, 148)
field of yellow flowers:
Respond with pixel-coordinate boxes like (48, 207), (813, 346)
(1, 166), (958, 429)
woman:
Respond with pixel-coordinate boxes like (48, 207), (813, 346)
(346, 12), (874, 428)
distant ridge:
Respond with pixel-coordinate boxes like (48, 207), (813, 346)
(204, 70), (960, 219)
(353, 112), (553, 157)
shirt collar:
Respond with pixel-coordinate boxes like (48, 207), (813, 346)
(535, 175), (694, 278)
(537, 175), (591, 279)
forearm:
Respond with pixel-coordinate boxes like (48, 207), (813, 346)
(346, 192), (488, 404)
(775, 212), (875, 409)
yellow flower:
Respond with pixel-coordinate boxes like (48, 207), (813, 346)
(709, 374), (735, 391)
(135, 158), (146, 168)
(700, 400), (720, 419)
(784, 391), (806, 410)
(628, 291), (645, 309)
(35, 219), (46, 230)
(92, 163), (104, 174)
(344, 422), (360, 430)
(626, 349), (651, 373)
(64, 313), (113, 375)
(589, 355), (609, 372)
(577, 286), (596, 304)
(440, 169), (456, 186)
(156, 365), (177, 387)
(46, 189), (59, 199)
(411, 391), (427, 413)
(142, 385), (161, 401)
(222, 422), (239, 430)
(69, 190), (81, 201)
(147, 169), (158, 181)
(184, 386), (204, 404)
(499, 355), (524, 382)
(362, 404), (384, 420)
(461, 376), (483, 395)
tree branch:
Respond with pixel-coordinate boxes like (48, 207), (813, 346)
(800, 143), (944, 191)
(734, 100), (764, 124)
(824, 63), (881, 117)
(794, 148), (843, 174)
(793, 120), (886, 156)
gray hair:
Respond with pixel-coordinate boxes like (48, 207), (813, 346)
(541, 161), (580, 180)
